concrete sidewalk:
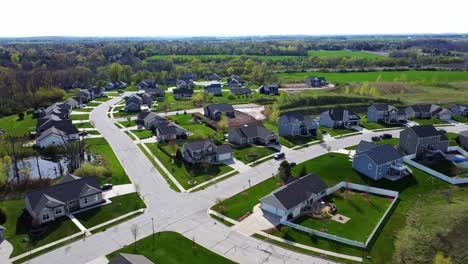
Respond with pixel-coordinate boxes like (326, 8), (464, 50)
(0, 240), (13, 264)
(68, 214), (91, 236)
(103, 184), (136, 199)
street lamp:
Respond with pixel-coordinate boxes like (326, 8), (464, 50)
(151, 217), (155, 251)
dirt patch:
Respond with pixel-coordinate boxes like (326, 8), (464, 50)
(280, 83), (335, 93)
(193, 110), (259, 130)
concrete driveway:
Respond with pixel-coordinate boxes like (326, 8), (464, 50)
(103, 184), (136, 199)
(232, 204), (281, 236)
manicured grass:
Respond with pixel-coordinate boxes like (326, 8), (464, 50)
(452, 115), (468, 123)
(74, 193), (146, 228)
(320, 127), (357, 137)
(70, 114), (90, 120)
(233, 145), (277, 164)
(413, 118), (449, 125)
(118, 120), (137, 128)
(416, 158), (467, 178)
(104, 92), (120, 97)
(211, 176), (283, 220)
(359, 118), (403, 130)
(307, 50), (384, 60)
(113, 111), (138, 117)
(0, 113), (37, 136)
(86, 101), (101, 107)
(86, 130), (100, 135)
(445, 132), (461, 147)
(106, 231), (236, 264)
(0, 199), (80, 257)
(294, 191), (392, 242)
(345, 138), (400, 150)
(113, 105), (125, 112)
(85, 138), (130, 185)
(145, 143), (234, 189)
(130, 129), (154, 139)
(94, 97), (113, 102)
(277, 70), (468, 84)
(74, 122), (94, 129)
(168, 114), (220, 140)
(73, 108), (94, 113)
(263, 121), (317, 148)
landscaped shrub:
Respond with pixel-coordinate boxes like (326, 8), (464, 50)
(0, 208), (6, 224)
(74, 163), (111, 178)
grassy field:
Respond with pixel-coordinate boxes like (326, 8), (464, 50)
(277, 70), (468, 83)
(118, 120), (137, 127)
(263, 121), (318, 148)
(74, 193), (146, 228)
(452, 115), (468, 123)
(294, 191), (393, 242)
(0, 199), (80, 257)
(167, 114), (220, 140)
(129, 129), (153, 139)
(85, 138), (130, 185)
(70, 114), (90, 120)
(320, 127), (357, 137)
(233, 145), (278, 164)
(307, 50), (384, 59)
(74, 122), (94, 129)
(147, 54), (302, 62)
(0, 113), (37, 136)
(145, 143), (234, 189)
(413, 118), (450, 125)
(106, 231), (236, 264)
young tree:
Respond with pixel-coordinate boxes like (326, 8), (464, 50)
(218, 114), (229, 132)
(3, 135), (28, 184)
(278, 160), (291, 182)
(130, 223), (140, 251)
(18, 112), (25, 121)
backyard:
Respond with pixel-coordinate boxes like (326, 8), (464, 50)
(320, 127), (357, 137)
(263, 121), (318, 148)
(232, 145), (278, 164)
(106, 231), (236, 264)
(129, 129), (153, 140)
(167, 114), (221, 141)
(416, 157), (467, 178)
(0, 113), (37, 136)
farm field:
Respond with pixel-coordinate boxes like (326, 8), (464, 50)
(307, 50), (385, 59)
(146, 54), (303, 62)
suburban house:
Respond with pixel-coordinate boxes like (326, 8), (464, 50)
(319, 107), (361, 128)
(176, 80), (194, 89)
(204, 103), (235, 121)
(173, 88), (194, 100)
(278, 112), (319, 137)
(143, 87), (165, 99)
(164, 77), (177, 86)
(230, 87), (252, 96)
(77, 89), (92, 103)
(352, 141), (411, 181)
(228, 124), (278, 145)
(36, 126), (79, 148)
(37, 119), (77, 134)
(137, 79), (158, 91)
(137, 111), (169, 129)
(305, 76), (326, 87)
(125, 93), (153, 112)
(258, 84), (279, 95)
(205, 73), (221, 81)
(204, 83), (222, 96)
(63, 98), (80, 109)
(24, 174), (103, 225)
(89, 86), (104, 98)
(227, 75), (243, 87)
(367, 103), (406, 124)
(109, 253), (154, 264)
(399, 125), (449, 158)
(181, 139), (233, 164)
(136, 111), (187, 141)
(181, 72), (197, 82)
(458, 131), (468, 149)
(260, 173), (328, 221)
(405, 104), (452, 120)
(449, 104), (468, 116)
(104, 81), (127, 90)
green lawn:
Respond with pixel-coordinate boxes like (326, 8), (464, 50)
(294, 191), (392, 242)
(0, 199), (80, 257)
(130, 129), (154, 139)
(93, 97), (113, 102)
(113, 111), (138, 118)
(73, 108), (94, 113)
(452, 115), (468, 124)
(416, 158), (467, 178)
(85, 138), (130, 185)
(70, 114), (90, 121)
(413, 118), (449, 125)
(320, 127), (357, 137)
(0, 113), (37, 136)
(307, 50), (384, 60)
(263, 121), (318, 148)
(233, 145), (277, 164)
(74, 193), (146, 228)
(106, 231), (236, 264)
(359, 117), (403, 130)
(445, 132), (461, 147)
(118, 120), (137, 128)
(113, 105), (125, 112)
(86, 130), (100, 135)
(345, 138), (400, 150)
(74, 122), (94, 129)
(145, 143), (234, 189)
(277, 70), (468, 83)
(167, 114), (220, 140)
(86, 101), (102, 107)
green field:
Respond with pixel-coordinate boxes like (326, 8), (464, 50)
(70, 114), (90, 120)
(167, 114), (221, 140)
(0, 113), (37, 136)
(307, 50), (384, 59)
(74, 122), (94, 129)
(118, 120), (137, 128)
(233, 145), (277, 164)
(85, 138), (130, 185)
(129, 129), (153, 139)
(147, 54), (302, 62)
(263, 121), (318, 147)
(106, 231), (235, 264)
(277, 70), (468, 83)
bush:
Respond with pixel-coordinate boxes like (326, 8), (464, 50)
(227, 94), (236, 100)
(73, 163), (111, 178)
(0, 208), (6, 224)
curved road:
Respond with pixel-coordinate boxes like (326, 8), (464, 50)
(26, 96), (468, 264)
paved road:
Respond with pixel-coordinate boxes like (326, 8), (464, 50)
(25, 96), (468, 264)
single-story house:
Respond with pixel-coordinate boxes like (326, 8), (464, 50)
(89, 86), (104, 98)
(181, 72), (197, 82)
(367, 103), (406, 124)
(399, 125), (449, 158)
(125, 94), (143, 112)
(137, 80), (158, 91)
(24, 174), (103, 225)
(458, 131), (468, 149)
(155, 124), (187, 142)
(204, 83), (222, 96)
(278, 112), (319, 137)
(181, 139), (232, 164)
(230, 87), (252, 96)
(104, 81), (127, 90)
(305, 76), (326, 87)
(205, 73), (221, 81)
(352, 141), (411, 181)
(319, 107), (361, 128)
(228, 124), (278, 145)
(204, 103), (235, 121)
(173, 88), (194, 100)
(109, 253), (154, 264)
(36, 126), (79, 148)
(260, 173), (328, 221)
(258, 84), (279, 95)
(449, 104), (468, 116)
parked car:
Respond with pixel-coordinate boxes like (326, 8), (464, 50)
(100, 183), (113, 191)
(274, 152), (285, 160)
(371, 136), (381, 142)
(288, 162), (297, 167)
(381, 134), (393, 139)
(79, 131), (88, 136)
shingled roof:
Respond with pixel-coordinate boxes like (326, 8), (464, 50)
(356, 141), (403, 165)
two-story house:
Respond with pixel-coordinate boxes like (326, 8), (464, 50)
(230, 87), (252, 96)
(181, 139), (232, 164)
(319, 107), (361, 128)
(205, 73), (221, 81)
(173, 88), (194, 100)
(204, 83), (222, 96)
(258, 84), (279, 95)
(278, 113), (319, 137)
(449, 104), (468, 117)
(405, 104), (452, 120)
(204, 103), (235, 121)
(367, 103), (406, 124)
(399, 125), (449, 158)
(228, 124), (278, 145)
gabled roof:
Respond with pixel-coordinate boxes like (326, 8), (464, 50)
(408, 104), (441, 114)
(109, 253), (154, 264)
(230, 124), (276, 139)
(406, 125), (447, 139)
(261, 173), (328, 211)
(205, 83), (222, 89)
(217, 144), (232, 154)
(173, 88), (194, 95)
(356, 142), (403, 165)
(184, 139), (215, 151)
(158, 125), (177, 136)
(36, 126), (67, 142)
(325, 107), (360, 121)
(230, 88), (252, 95)
(281, 112), (306, 122)
(205, 103), (234, 114)
(356, 140), (380, 152)
(371, 103), (397, 112)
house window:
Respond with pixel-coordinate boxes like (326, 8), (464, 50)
(368, 163), (372, 170)
(55, 208), (62, 215)
(84, 197), (88, 204)
(42, 214), (50, 221)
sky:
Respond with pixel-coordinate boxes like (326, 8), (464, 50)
(1, 0), (467, 37)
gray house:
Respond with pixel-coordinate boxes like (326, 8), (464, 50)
(181, 139), (232, 164)
(205, 73), (221, 81)
(260, 173), (328, 221)
(109, 253), (154, 264)
(204, 83), (222, 96)
(352, 141), (411, 181)
(228, 124), (278, 145)
(278, 113), (319, 137)
(89, 87), (104, 98)
(204, 103), (235, 121)
(230, 87), (252, 96)
(125, 95), (143, 112)
(404, 104), (451, 120)
(181, 72), (197, 82)
(24, 174), (103, 225)
(458, 131), (468, 150)
(173, 88), (194, 100)
(77, 89), (92, 103)
(305, 76), (326, 87)
(63, 98), (80, 109)
(367, 104), (406, 124)
(104, 81), (127, 90)
(137, 80), (158, 91)
(227, 75), (243, 87)
(449, 104), (468, 116)
(258, 84), (279, 95)
(137, 111), (169, 129)
(399, 125), (449, 158)
(319, 108), (361, 128)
